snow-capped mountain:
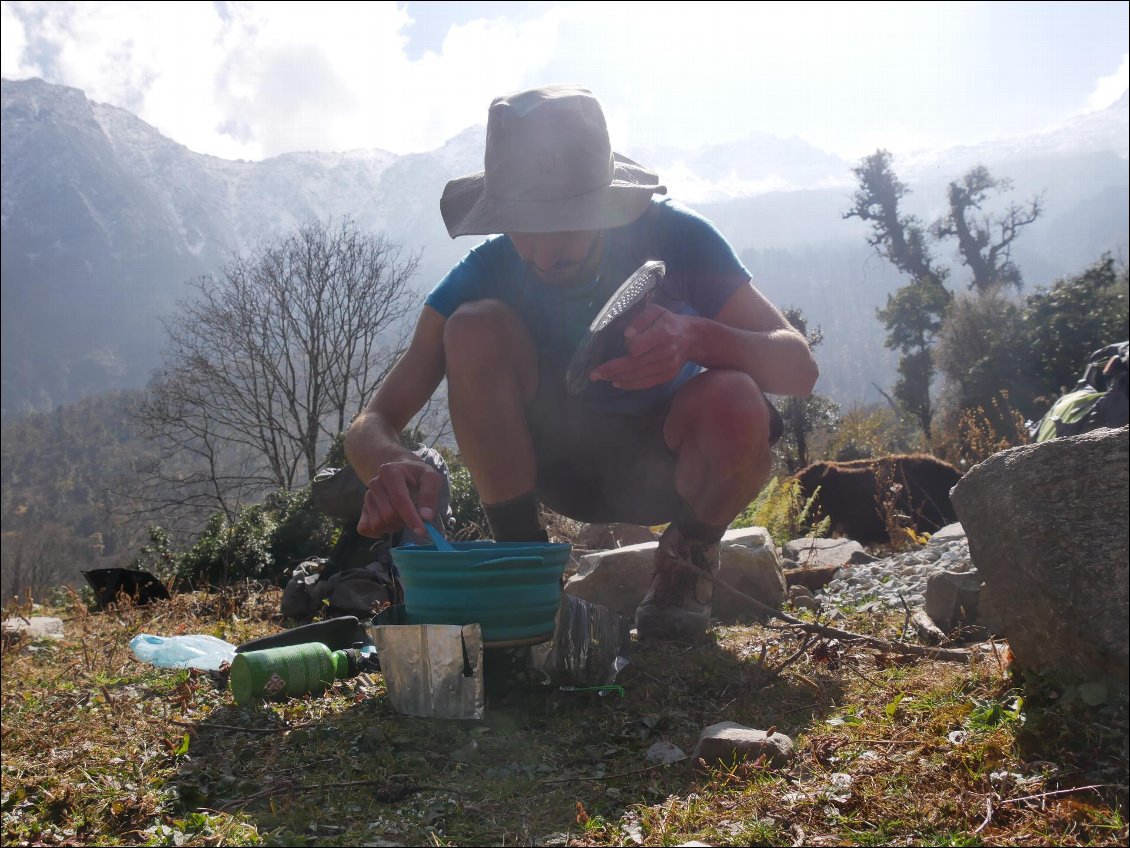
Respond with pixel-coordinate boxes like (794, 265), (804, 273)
(2, 77), (1127, 415)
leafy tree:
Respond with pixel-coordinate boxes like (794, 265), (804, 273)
(1022, 254), (1129, 408)
(845, 150), (952, 439)
(776, 307), (840, 471)
(844, 150), (949, 290)
(934, 286), (1027, 422)
(138, 218), (419, 526)
(846, 150), (1040, 440)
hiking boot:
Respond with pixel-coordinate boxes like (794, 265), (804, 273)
(635, 525), (721, 642)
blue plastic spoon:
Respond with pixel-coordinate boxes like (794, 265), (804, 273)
(424, 520), (455, 552)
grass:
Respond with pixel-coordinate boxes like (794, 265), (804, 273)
(2, 585), (1126, 847)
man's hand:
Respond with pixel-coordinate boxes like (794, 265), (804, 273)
(357, 457), (445, 539)
(589, 303), (693, 390)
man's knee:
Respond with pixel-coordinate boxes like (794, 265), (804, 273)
(444, 300), (533, 367)
(444, 300), (518, 359)
(666, 370), (771, 453)
(443, 300), (537, 396)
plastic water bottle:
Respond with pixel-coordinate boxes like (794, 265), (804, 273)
(129, 633), (236, 671)
(229, 642), (363, 706)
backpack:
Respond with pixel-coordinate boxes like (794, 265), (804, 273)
(1032, 342), (1129, 443)
(283, 446), (454, 622)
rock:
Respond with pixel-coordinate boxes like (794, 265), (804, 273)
(691, 721), (794, 771)
(713, 528), (786, 621)
(911, 609), (946, 645)
(1, 616), (64, 641)
(644, 740), (687, 764)
(788, 584), (821, 611)
(977, 580), (1005, 637)
(564, 540), (656, 618)
(449, 740), (480, 763)
(929, 522), (966, 544)
(783, 564), (841, 593)
(923, 570), (984, 633)
(564, 527), (785, 622)
(782, 537), (866, 568)
(791, 593), (822, 612)
(576, 523), (658, 550)
(950, 427), (1129, 685)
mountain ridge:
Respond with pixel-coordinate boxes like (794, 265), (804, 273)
(2, 76), (1127, 416)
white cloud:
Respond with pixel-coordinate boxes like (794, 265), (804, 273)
(3, 1), (1128, 163)
(1, 1), (559, 159)
(1, 1), (40, 78)
(1086, 53), (1129, 112)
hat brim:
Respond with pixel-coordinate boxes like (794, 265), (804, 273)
(440, 153), (666, 238)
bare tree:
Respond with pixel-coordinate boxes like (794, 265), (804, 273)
(137, 218), (419, 524)
(931, 166), (1041, 292)
(0, 526), (83, 604)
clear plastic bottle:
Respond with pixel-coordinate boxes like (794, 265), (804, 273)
(229, 642), (363, 706)
(129, 633), (236, 670)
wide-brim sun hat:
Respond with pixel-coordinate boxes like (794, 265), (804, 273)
(440, 84), (666, 238)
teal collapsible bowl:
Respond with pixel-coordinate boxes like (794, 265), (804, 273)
(393, 544), (574, 642)
(390, 541), (573, 644)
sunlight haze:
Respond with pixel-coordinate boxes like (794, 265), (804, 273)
(2, 0), (1128, 163)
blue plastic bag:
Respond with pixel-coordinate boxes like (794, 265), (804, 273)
(129, 633), (236, 671)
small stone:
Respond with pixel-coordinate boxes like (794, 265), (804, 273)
(645, 740), (687, 764)
(690, 721), (794, 771)
(450, 740), (480, 763)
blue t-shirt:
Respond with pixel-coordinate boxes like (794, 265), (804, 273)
(425, 198), (751, 413)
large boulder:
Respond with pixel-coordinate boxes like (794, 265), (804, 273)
(564, 526), (786, 622)
(949, 427), (1129, 685)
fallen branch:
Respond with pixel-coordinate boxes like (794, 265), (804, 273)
(703, 565), (975, 663)
(541, 761), (674, 785)
(217, 776), (427, 811)
(999, 784), (1113, 806)
(169, 718), (316, 734)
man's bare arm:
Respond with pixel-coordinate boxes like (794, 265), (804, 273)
(345, 305), (448, 536)
(591, 281), (819, 396)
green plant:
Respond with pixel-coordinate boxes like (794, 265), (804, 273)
(734, 476), (831, 544)
(130, 526), (179, 581)
(263, 487), (336, 575)
(175, 506), (277, 588)
(447, 463), (488, 540)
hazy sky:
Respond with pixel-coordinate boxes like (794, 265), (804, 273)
(2, 1), (1127, 162)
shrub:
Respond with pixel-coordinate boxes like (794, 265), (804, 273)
(173, 488), (336, 589)
(733, 476), (830, 546)
(448, 463), (488, 540)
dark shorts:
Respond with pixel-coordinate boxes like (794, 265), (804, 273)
(528, 369), (783, 526)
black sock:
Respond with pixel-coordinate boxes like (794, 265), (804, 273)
(483, 491), (548, 542)
(675, 505), (727, 544)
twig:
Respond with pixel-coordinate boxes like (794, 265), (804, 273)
(972, 796), (993, 834)
(169, 718), (316, 733)
(217, 777), (428, 811)
(540, 761), (674, 785)
(843, 659), (893, 690)
(703, 565), (974, 663)
(897, 592), (912, 642)
(999, 784), (1113, 806)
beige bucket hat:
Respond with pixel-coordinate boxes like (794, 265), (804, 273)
(440, 84), (666, 238)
